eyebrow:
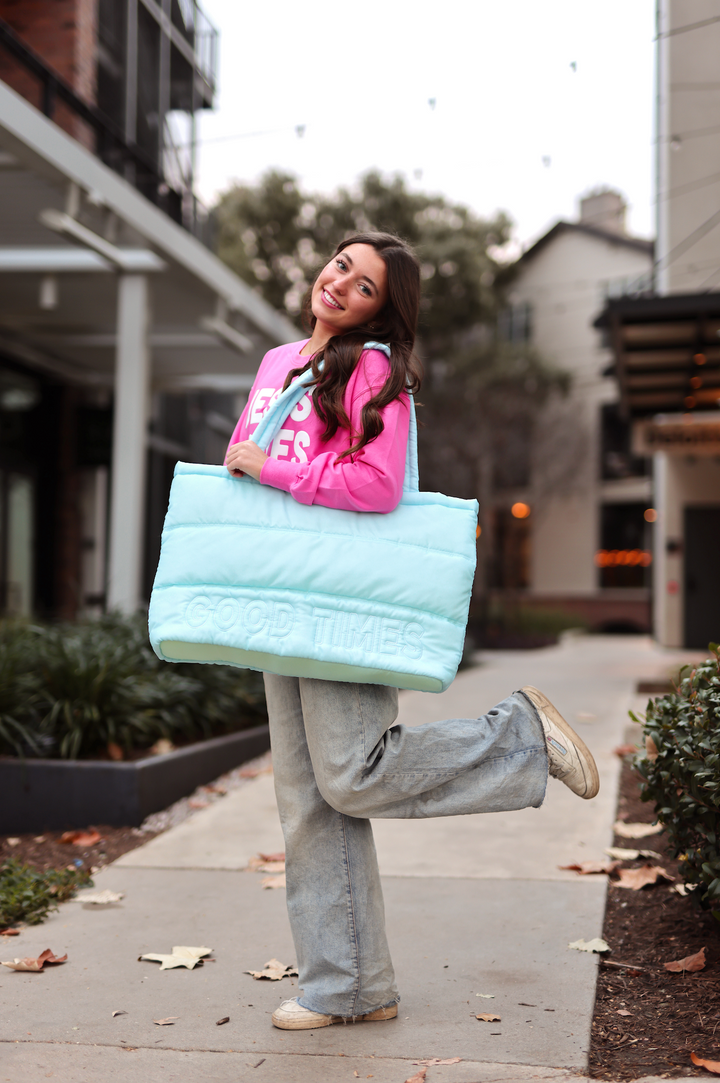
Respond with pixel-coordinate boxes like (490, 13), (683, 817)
(340, 252), (378, 293)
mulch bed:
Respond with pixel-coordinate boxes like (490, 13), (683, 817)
(589, 758), (720, 1079)
(0, 825), (160, 876)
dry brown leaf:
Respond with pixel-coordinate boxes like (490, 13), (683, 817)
(112, 1010), (127, 1017)
(604, 847), (657, 861)
(476, 1013), (501, 1022)
(613, 744), (637, 758)
(0, 928), (20, 936)
(412, 1058), (462, 1066)
(568, 938), (610, 953)
(664, 946), (707, 973)
(403, 1070), (427, 1083)
(258, 861), (286, 873)
(559, 861), (621, 875)
(59, 829), (102, 847)
(77, 890), (124, 905)
(613, 820), (663, 839)
(616, 1009), (632, 1016)
(140, 946), (212, 970)
(6, 837), (19, 846)
(261, 875), (286, 890)
(245, 958), (298, 981)
(2, 948), (67, 972)
(691, 1052), (720, 1073)
(153, 1017), (178, 1026)
(259, 851), (285, 862)
(614, 863), (674, 890)
(188, 799), (209, 810)
(216, 1016), (230, 1025)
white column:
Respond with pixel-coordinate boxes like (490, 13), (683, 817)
(107, 274), (150, 612)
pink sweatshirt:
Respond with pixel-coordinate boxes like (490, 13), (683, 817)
(227, 340), (410, 514)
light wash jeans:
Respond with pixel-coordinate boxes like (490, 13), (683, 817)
(263, 674), (548, 1019)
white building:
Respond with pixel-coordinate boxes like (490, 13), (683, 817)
(597, 0), (720, 649)
(494, 191), (654, 631)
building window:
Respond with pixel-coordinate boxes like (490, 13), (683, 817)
(490, 508), (531, 589)
(596, 503), (651, 589)
(498, 302), (533, 343)
(600, 403), (648, 480)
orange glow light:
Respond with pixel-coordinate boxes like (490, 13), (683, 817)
(684, 395), (696, 408)
(694, 353), (707, 365)
(511, 502), (531, 519)
(690, 376), (703, 389)
(594, 549), (652, 568)
(644, 508), (657, 523)
(476, 524), (482, 538)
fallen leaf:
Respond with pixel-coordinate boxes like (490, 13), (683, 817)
(604, 847), (657, 861)
(239, 764), (273, 778)
(245, 958), (298, 981)
(112, 1010), (127, 1017)
(0, 928), (20, 936)
(59, 829), (102, 847)
(568, 938), (610, 953)
(188, 799), (209, 810)
(107, 742), (124, 761)
(664, 946), (707, 973)
(671, 882), (697, 896)
(33, 836), (46, 843)
(259, 852), (285, 863)
(691, 1052), (720, 1073)
(613, 820), (663, 839)
(613, 744), (637, 758)
(76, 890), (124, 905)
(616, 1009), (632, 1016)
(614, 864), (674, 890)
(476, 993), (495, 998)
(216, 1016), (230, 1025)
(246, 853), (286, 873)
(261, 875), (286, 890)
(412, 1058), (462, 1066)
(258, 861), (285, 873)
(6, 837), (20, 846)
(204, 784), (227, 795)
(2, 949), (68, 972)
(560, 861), (621, 875)
(476, 1013), (502, 1022)
(403, 1070), (427, 1083)
(354, 1073), (359, 1078)
(140, 946), (212, 970)
(153, 1017), (178, 1026)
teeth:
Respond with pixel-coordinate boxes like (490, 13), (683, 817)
(323, 289), (341, 309)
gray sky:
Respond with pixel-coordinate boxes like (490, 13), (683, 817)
(195, 0), (656, 254)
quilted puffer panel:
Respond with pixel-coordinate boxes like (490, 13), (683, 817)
(148, 464), (479, 693)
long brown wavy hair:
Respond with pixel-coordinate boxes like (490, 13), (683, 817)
(283, 232), (423, 459)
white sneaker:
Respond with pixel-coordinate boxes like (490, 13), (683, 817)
(271, 997), (398, 1031)
(521, 686), (600, 800)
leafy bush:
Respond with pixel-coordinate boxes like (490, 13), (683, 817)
(635, 645), (720, 911)
(0, 859), (92, 926)
(0, 615), (266, 760)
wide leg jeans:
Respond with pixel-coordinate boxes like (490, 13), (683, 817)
(263, 674), (549, 1019)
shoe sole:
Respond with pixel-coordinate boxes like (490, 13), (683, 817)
(522, 685), (600, 800)
(272, 1003), (398, 1031)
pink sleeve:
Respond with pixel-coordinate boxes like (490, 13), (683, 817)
(259, 353), (410, 513)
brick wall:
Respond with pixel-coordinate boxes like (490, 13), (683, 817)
(0, 0), (97, 145)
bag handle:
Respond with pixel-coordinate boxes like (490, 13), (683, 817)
(249, 342), (419, 494)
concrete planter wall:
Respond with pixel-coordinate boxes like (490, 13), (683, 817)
(0, 724), (270, 834)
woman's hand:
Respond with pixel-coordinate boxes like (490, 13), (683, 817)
(225, 440), (268, 481)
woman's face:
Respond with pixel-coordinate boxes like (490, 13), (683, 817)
(310, 243), (388, 336)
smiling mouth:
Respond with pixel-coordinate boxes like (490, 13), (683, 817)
(321, 288), (343, 310)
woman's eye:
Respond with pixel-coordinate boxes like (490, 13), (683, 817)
(359, 283), (371, 296)
(336, 259), (347, 271)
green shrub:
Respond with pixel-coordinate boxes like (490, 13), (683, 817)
(0, 614), (266, 759)
(0, 859), (92, 927)
(635, 645), (720, 911)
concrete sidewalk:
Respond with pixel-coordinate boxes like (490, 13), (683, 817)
(1, 636), (696, 1082)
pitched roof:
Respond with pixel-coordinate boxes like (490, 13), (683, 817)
(517, 220), (654, 265)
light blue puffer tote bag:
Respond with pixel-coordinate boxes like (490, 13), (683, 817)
(148, 345), (479, 692)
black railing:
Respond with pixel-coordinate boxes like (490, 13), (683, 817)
(0, 17), (184, 226)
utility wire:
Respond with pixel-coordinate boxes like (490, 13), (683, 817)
(655, 207), (720, 271)
(655, 14), (720, 38)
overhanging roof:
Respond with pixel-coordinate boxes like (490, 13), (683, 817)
(594, 292), (720, 417)
(0, 81), (298, 389)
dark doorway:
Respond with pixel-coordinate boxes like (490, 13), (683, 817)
(684, 507), (720, 649)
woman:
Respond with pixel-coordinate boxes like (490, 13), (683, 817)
(225, 232), (599, 1032)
